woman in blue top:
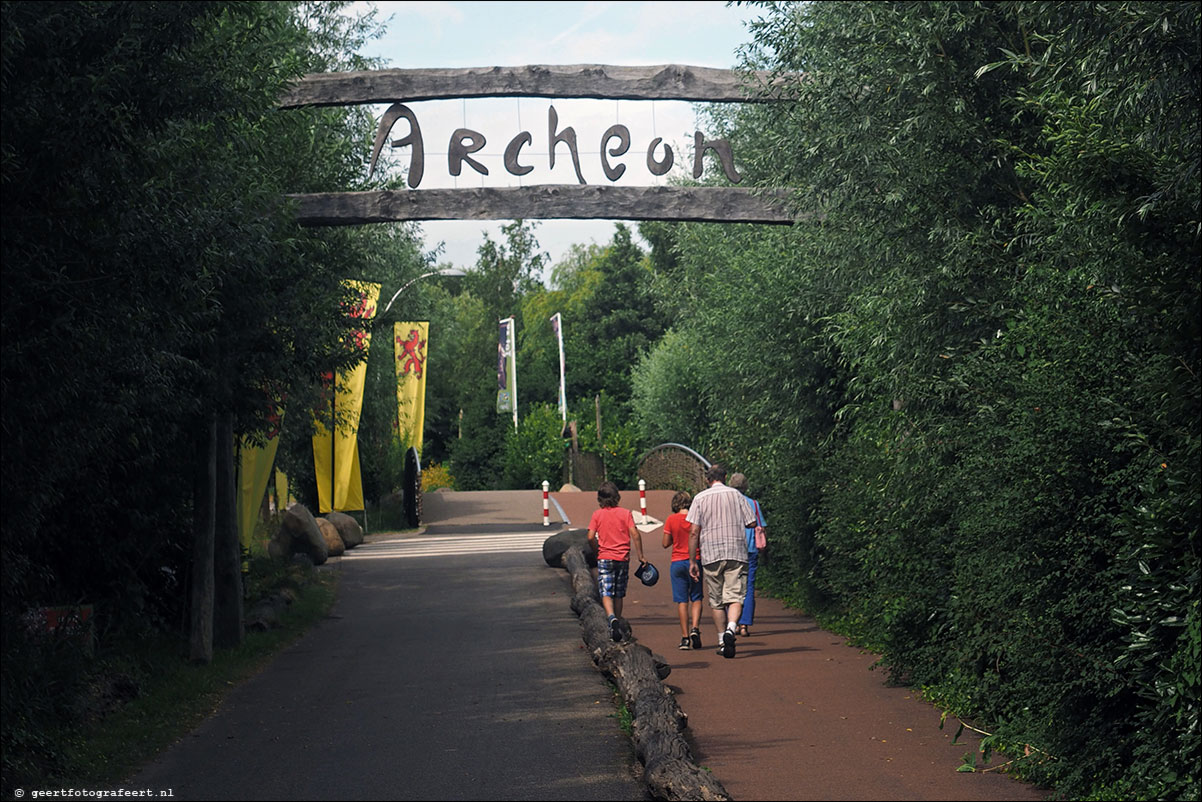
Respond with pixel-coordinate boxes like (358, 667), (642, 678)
(729, 473), (766, 638)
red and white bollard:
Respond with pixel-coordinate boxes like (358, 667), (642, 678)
(542, 480), (550, 527)
(638, 478), (647, 524)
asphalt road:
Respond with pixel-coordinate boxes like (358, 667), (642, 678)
(129, 521), (647, 801)
(127, 489), (1048, 801)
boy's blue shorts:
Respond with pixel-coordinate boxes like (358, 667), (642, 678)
(597, 559), (629, 598)
(670, 559), (702, 603)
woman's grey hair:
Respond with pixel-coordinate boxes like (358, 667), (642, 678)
(729, 473), (748, 493)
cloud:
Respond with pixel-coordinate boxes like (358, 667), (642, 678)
(353, 1), (754, 272)
(370, 1), (466, 47)
(546, 1), (618, 49)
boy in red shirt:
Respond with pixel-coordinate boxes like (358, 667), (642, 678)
(662, 490), (703, 650)
(587, 481), (647, 642)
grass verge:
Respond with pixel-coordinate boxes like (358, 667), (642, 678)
(94, 566), (335, 786)
(4, 560), (338, 794)
(607, 680), (633, 737)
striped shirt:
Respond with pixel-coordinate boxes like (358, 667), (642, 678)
(686, 482), (755, 564)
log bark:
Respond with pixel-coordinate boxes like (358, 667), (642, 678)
(279, 64), (793, 108)
(288, 185), (799, 226)
(560, 544), (731, 801)
(645, 756), (732, 802)
(213, 412), (244, 648)
(189, 418), (216, 663)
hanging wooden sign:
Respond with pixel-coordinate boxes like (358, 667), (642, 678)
(364, 102), (742, 188)
(279, 64), (801, 225)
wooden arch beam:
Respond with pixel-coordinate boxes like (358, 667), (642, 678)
(279, 65), (808, 226)
(287, 185), (803, 226)
(279, 64), (791, 108)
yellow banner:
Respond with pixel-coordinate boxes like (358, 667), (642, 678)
(313, 380), (334, 513)
(394, 321), (429, 454)
(313, 280), (380, 513)
(237, 392), (284, 570)
(237, 433), (280, 557)
(275, 469), (292, 511)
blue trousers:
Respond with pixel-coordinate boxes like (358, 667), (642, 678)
(738, 551), (758, 627)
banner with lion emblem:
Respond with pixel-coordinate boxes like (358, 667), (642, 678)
(394, 321), (429, 455)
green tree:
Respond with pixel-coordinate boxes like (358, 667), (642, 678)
(631, 3), (1198, 798)
(567, 224), (663, 409)
(502, 403), (566, 489)
(438, 221), (549, 488)
(630, 328), (708, 447)
(464, 220), (547, 321)
(419, 282), (486, 469)
(2, 0), (399, 779)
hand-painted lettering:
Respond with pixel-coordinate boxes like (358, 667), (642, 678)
(370, 104), (740, 187)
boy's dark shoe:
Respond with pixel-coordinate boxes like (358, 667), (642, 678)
(678, 636), (691, 650)
(689, 627), (702, 650)
(610, 617), (622, 642)
(722, 629), (736, 658)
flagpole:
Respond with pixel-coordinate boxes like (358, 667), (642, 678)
(499, 317), (518, 430)
(509, 317), (518, 430)
(551, 313), (566, 422)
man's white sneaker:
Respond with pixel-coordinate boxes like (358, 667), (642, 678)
(721, 629), (736, 658)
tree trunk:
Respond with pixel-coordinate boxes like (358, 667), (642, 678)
(189, 418), (216, 663)
(214, 412), (244, 648)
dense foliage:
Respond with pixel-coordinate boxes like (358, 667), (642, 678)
(0, 0), (429, 788)
(627, 2), (1198, 799)
(426, 221), (657, 491)
(3, 2), (1197, 800)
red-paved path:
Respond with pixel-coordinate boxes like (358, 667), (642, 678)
(553, 488), (1049, 802)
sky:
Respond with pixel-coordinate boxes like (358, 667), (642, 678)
(352, 1), (765, 280)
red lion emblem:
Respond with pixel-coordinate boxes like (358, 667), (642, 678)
(397, 328), (426, 378)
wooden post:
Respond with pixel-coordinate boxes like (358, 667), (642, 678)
(568, 420), (579, 486)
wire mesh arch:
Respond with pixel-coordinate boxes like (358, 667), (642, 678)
(637, 443), (711, 493)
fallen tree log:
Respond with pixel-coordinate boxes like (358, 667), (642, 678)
(560, 544), (731, 801)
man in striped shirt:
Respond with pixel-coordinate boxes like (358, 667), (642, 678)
(688, 464), (757, 658)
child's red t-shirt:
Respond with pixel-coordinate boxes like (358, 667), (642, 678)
(663, 511), (691, 562)
(589, 506), (635, 561)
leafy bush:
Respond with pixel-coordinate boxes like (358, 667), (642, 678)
(421, 463), (454, 492)
(628, 3), (1200, 799)
(447, 366), (510, 490)
(631, 328), (709, 446)
(1, 613), (97, 792)
(601, 419), (643, 490)
(502, 403), (567, 489)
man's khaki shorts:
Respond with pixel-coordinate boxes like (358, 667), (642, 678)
(702, 559), (748, 608)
